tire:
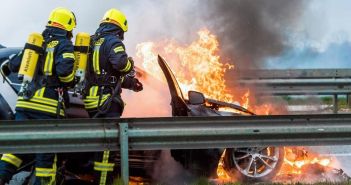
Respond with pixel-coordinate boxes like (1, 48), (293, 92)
(223, 147), (284, 182)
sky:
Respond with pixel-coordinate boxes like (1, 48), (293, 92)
(265, 0), (351, 68)
(0, 0), (204, 54)
(1, 0), (351, 68)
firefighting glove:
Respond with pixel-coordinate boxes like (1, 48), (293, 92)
(132, 78), (143, 92)
(126, 67), (136, 78)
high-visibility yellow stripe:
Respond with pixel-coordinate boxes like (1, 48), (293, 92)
(35, 155), (57, 185)
(1, 154), (22, 168)
(18, 96), (58, 107)
(35, 88), (41, 97)
(83, 95), (110, 102)
(94, 162), (114, 168)
(39, 87), (45, 97)
(16, 101), (64, 116)
(93, 48), (101, 75)
(44, 47), (54, 76)
(92, 49), (97, 74)
(93, 38), (104, 75)
(84, 95), (109, 109)
(35, 168), (56, 176)
(43, 40), (59, 76)
(113, 46), (124, 53)
(84, 86), (112, 109)
(90, 86), (98, 97)
(59, 71), (75, 83)
(84, 100), (108, 108)
(93, 162), (114, 171)
(93, 151), (113, 185)
(120, 59), (131, 72)
(62, 52), (75, 59)
(34, 87), (46, 97)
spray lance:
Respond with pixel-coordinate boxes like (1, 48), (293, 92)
(18, 33), (44, 100)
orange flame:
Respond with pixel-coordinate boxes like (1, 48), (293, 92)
(281, 147), (332, 176)
(216, 149), (232, 182)
(136, 28), (275, 115)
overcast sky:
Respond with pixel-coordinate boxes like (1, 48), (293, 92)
(0, 0), (203, 55)
(1, 0), (351, 63)
(292, 0), (351, 51)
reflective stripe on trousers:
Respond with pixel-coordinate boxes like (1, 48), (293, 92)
(94, 151), (115, 185)
(35, 154), (57, 185)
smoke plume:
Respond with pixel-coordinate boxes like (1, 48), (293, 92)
(202, 0), (306, 68)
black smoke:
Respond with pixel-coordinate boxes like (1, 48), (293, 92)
(202, 0), (307, 68)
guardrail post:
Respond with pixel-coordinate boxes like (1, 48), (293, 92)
(347, 94), (351, 108)
(333, 94), (338, 114)
(119, 123), (129, 185)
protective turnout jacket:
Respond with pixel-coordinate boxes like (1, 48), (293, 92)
(84, 23), (135, 112)
(9, 27), (75, 117)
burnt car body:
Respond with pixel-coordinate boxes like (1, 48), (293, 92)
(0, 47), (284, 183)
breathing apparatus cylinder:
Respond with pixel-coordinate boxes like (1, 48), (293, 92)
(18, 33), (44, 99)
(74, 32), (90, 83)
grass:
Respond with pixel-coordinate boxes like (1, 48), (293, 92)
(282, 96), (350, 109)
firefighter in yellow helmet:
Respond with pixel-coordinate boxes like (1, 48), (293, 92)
(0, 7), (76, 185)
(83, 8), (142, 184)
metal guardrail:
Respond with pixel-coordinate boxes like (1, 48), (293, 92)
(2, 115), (351, 153)
(2, 115), (351, 184)
(237, 69), (351, 95)
(236, 69), (351, 114)
(237, 69), (351, 79)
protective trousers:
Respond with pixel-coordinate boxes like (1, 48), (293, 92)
(0, 111), (57, 185)
(90, 103), (122, 185)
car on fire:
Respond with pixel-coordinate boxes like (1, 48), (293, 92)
(0, 47), (284, 183)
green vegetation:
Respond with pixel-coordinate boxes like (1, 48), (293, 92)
(283, 96), (349, 109)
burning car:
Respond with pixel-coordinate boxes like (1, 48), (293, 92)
(0, 46), (285, 183)
(157, 55), (284, 182)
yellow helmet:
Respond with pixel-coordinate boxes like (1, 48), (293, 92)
(47, 7), (76, 32)
(101, 8), (128, 32)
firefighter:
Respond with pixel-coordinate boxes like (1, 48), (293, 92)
(83, 8), (143, 184)
(0, 7), (76, 185)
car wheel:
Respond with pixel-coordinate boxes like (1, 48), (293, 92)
(223, 147), (284, 182)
